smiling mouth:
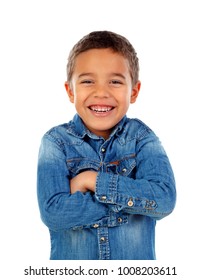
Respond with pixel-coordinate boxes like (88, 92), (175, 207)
(89, 105), (114, 113)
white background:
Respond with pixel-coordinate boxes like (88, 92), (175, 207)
(0, 0), (200, 278)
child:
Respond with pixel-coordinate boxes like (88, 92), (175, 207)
(37, 31), (176, 260)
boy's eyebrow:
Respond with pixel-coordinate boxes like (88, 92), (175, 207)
(78, 73), (93, 78)
(78, 73), (126, 79)
(110, 73), (126, 80)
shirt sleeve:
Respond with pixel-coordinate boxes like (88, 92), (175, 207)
(95, 131), (176, 220)
(37, 134), (108, 231)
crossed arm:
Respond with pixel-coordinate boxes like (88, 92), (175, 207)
(38, 133), (176, 231)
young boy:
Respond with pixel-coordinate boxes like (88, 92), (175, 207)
(37, 31), (176, 260)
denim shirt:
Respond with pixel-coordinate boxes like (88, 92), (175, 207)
(37, 114), (176, 260)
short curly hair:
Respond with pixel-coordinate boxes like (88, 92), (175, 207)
(66, 31), (139, 86)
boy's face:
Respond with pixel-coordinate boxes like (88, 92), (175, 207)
(65, 48), (141, 139)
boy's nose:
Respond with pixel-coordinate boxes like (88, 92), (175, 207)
(93, 85), (110, 98)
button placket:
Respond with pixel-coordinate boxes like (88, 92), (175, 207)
(99, 145), (106, 165)
(97, 227), (110, 260)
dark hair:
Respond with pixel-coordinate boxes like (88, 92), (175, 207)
(66, 31), (139, 85)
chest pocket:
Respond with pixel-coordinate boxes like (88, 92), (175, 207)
(106, 154), (136, 177)
(66, 158), (101, 177)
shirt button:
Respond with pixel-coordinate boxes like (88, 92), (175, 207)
(127, 199), (134, 207)
(93, 224), (99, 228)
(100, 195), (107, 201)
(118, 217), (123, 223)
(122, 168), (127, 173)
(101, 148), (106, 153)
(100, 237), (106, 242)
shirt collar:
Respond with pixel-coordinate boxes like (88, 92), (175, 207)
(66, 114), (127, 140)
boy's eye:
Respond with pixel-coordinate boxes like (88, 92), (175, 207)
(81, 80), (94, 84)
(110, 80), (123, 85)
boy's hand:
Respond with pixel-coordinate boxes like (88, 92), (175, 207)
(70, 171), (98, 194)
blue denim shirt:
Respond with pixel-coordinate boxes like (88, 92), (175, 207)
(37, 114), (176, 260)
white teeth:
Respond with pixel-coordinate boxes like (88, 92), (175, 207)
(90, 106), (113, 112)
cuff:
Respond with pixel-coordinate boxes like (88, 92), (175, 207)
(95, 172), (118, 204)
(95, 172), (157, 213)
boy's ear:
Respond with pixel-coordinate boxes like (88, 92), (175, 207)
(64, 82), (74, 103)
(130, 81), (141, 104)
